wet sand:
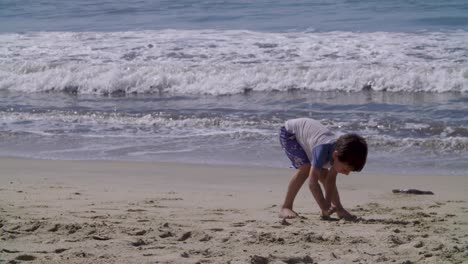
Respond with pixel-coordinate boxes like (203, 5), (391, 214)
(0, 157), (467, 263)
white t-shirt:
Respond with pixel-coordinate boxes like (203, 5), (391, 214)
(285, 118), (336, 168)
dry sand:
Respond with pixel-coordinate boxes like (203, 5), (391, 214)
(0, 157), (467, 264)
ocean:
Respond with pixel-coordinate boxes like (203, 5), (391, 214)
(0, 0), (467, 176)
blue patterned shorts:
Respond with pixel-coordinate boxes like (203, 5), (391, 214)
(279, 126), (310, 169)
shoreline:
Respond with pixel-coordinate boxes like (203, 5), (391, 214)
(1, 157), (467, 263)
(1, 154), (466, 177)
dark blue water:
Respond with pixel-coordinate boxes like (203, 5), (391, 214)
(1, 0), (468, 33)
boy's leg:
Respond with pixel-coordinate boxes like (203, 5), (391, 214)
(280, 163), (311, 218)
(278, 126), (311, 218)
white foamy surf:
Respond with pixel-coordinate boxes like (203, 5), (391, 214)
(1, 30), (467, 95)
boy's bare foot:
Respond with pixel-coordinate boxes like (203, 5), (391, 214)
(279, 208), (298, 218)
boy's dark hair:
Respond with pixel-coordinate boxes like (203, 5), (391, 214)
(335, 133), (368, 172)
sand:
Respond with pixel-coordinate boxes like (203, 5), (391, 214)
(0, 157), (467, 264)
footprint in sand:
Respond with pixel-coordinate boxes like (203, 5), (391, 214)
(2, 249), (20, 253)
(356, 218), (411, 226)
(423, 252), (433, 258)
(15, 254), (37, 261)
(15, 254), (36, 261)
(280, 255), (314, 263)
(159, 231), (173, 238)
(199, 234), (212, 242)
(210, 208), (241, 215)
(231, 222), (246, 227)
(92, 235), (111, 241)
(250, 254), (314, 264)
(413, 241), (424, 248)
(349, 236), (370, 244)
(127, 209), (146, 212)
(54, 248), (69, 254)
(401, 206), (422, 210)
(159, 197), (183, 201)
(129, 229), (147, 236)
(250, 255), (269, 264)
(74, 251), (94, 258)
(48, 223), (60, 232)
(65, 223), (82, 234)
(200, 219), (220, 223)
(446, 200), (466, 203)
(413, 212), (431, 218)
(431, 244), (444, 251)
(23, 222), (41, 232)
(177, 231), (192, 241)
(130, 239), (147, 247)
(387, 235), (406, 246)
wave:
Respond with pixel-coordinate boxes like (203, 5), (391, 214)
(1, 110), (467, 154)
(1, 30), (467, 95)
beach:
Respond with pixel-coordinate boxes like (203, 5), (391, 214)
(0, 157), (466, 263)
(1, 0), (467, 263)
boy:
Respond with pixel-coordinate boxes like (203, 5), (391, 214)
(279, 118), (367, 220)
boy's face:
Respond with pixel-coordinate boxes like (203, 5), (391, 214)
(332, 151), (353, 175)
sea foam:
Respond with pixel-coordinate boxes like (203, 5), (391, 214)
(1, 30), (467, 95)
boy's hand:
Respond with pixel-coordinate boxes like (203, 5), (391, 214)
(320, 209), (331, 220)
(336, 208), (356, 221)
(320, 207), (336, 220)
(327, 206), (337, 215)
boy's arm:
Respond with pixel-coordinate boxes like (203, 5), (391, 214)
(324, 168), (337, 208)
(308, 167), (330, 211)
(328, 167), (355, 220)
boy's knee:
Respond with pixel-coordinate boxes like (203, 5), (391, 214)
(298, 163), (311, 172)
(297, 163), (311, 177)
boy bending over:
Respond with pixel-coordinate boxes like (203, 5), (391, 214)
(279, 118), (368, 220)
